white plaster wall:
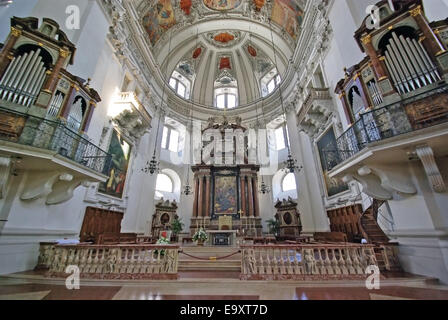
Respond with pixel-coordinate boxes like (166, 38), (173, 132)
(0, 0), (38, 42)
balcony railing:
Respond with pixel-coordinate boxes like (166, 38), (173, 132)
(0, 106), (111, 174)
(324, 84), (448, 171)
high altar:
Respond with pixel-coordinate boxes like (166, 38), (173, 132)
(190, 117), (263, 241)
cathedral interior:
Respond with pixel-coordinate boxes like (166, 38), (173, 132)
(0, 0), (448, 301)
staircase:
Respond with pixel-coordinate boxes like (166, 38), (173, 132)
(360, 199), (390, 244)
(360, 199), (403, 272)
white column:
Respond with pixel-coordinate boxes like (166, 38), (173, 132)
(285, 107), (329, 233)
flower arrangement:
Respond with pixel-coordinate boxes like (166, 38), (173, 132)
(154, 236), (170, 256)
(192, 228), (208, 244)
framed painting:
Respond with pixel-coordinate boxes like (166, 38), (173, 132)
(214, 175), (238, 215)
(98, 129), (132, 199)
(316, 127), (349, 198)
(271, 0), (304, 39)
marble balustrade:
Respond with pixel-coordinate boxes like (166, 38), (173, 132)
(43, 244), (180, 280)
(240, 244), (380, 280)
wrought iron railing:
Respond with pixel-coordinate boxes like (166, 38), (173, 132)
(324, 84), (448, 171)
(0, 106), (111, 174)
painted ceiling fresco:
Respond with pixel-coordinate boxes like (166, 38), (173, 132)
(142, 0), (176, 46)
(143, 0), (304, 46)
(271, 0), (304, 39)
(203, 0), (242, 11)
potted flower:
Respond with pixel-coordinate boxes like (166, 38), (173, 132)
(171, 218), (184, 242)
(192, 228), (208, 246)
(154, 236), (170, 256)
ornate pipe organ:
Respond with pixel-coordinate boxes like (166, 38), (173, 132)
(0, 17), (109, 180)
(333, 0), (448, 164)
(190, 117), (263, 237)
(0, 17), (102, 134)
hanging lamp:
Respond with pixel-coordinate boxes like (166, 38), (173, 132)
(142, 29), (174, 175)
(267, 18), (302, 174)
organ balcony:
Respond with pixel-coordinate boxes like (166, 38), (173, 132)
(297, 88), (333, 137)
(327, 1), (448, 200)
(0, 17), (110, 205)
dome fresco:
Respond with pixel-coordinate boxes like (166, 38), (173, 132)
(203, 0), (243, 11)
(142, 0), (305, 47)
(140, 0), (305, 106)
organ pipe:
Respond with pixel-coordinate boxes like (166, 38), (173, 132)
(0, 49), (47, 106)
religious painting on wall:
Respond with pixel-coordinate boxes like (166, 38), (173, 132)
(271, 0), (304, 39)
(316, 128), (349, 198)
(203, 0), (242, 11)
(98, 129), (132, 199)
(214, 176), (238, 215)
(142, 0), (176, 46)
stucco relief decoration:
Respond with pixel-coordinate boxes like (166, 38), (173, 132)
(192, 47), (202, 59)
(253, 0), (266, 11)
(143, 0), (176, 46)
(214, 32), (235, 43)
(219, 57), (231, 70)
(203, 0), (242, 11)
(180, 0), (193, 15)
(271, 0), (304, 39)
(248, 45), (257, 57)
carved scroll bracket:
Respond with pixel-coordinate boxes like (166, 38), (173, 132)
(358, 164), (417, 195)
(0, 156), (12, 199)
(415, 145), (447, 193)
(20, 171), (90, 204)
(343, 173), (393, 201)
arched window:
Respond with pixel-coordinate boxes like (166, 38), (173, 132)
(282, 173), (297, 192)
(215, 87), (238, 109)
(156, 173), (173, 193)
(169, 70), (191, 99)
(214, 71), (238, 109)
(261, 68), (281, 97)
(161, 126), (180, 152)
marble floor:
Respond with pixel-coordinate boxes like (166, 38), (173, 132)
(0, 271), (448, 300)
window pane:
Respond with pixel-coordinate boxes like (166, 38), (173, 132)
(276, 75), (281, 85)
(169, 129), (179, 152)
(227, 95), (236, 109)
(267, 79), (276, 94)
(161, 126), (169, 149)
(177, 83), (186, 97)
(282, 173), (297, 192)
(275, 127), (286, 150)
(216, 95), (226, 109)
(169, 78), (177, 90)
(156, 174), (173, 193)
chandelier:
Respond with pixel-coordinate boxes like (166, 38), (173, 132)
(259, 178), (271, 195)
(142, 29), (174, 175)
(284, 153), (303, 173)
(183, 28), (200, 196)
(142, 155), (159, 175)
(268, 18), (302, 174)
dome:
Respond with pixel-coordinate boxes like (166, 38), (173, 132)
(139, 0), (306, 108)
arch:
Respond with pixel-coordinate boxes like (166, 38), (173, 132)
(15, 44), (53, 69)
(67, 96), (87, 131)
(272, 170), (298, 201)
(377, 26), (418, 55)
(282, 173), (297, 192)
(154, 168), (181, 202)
